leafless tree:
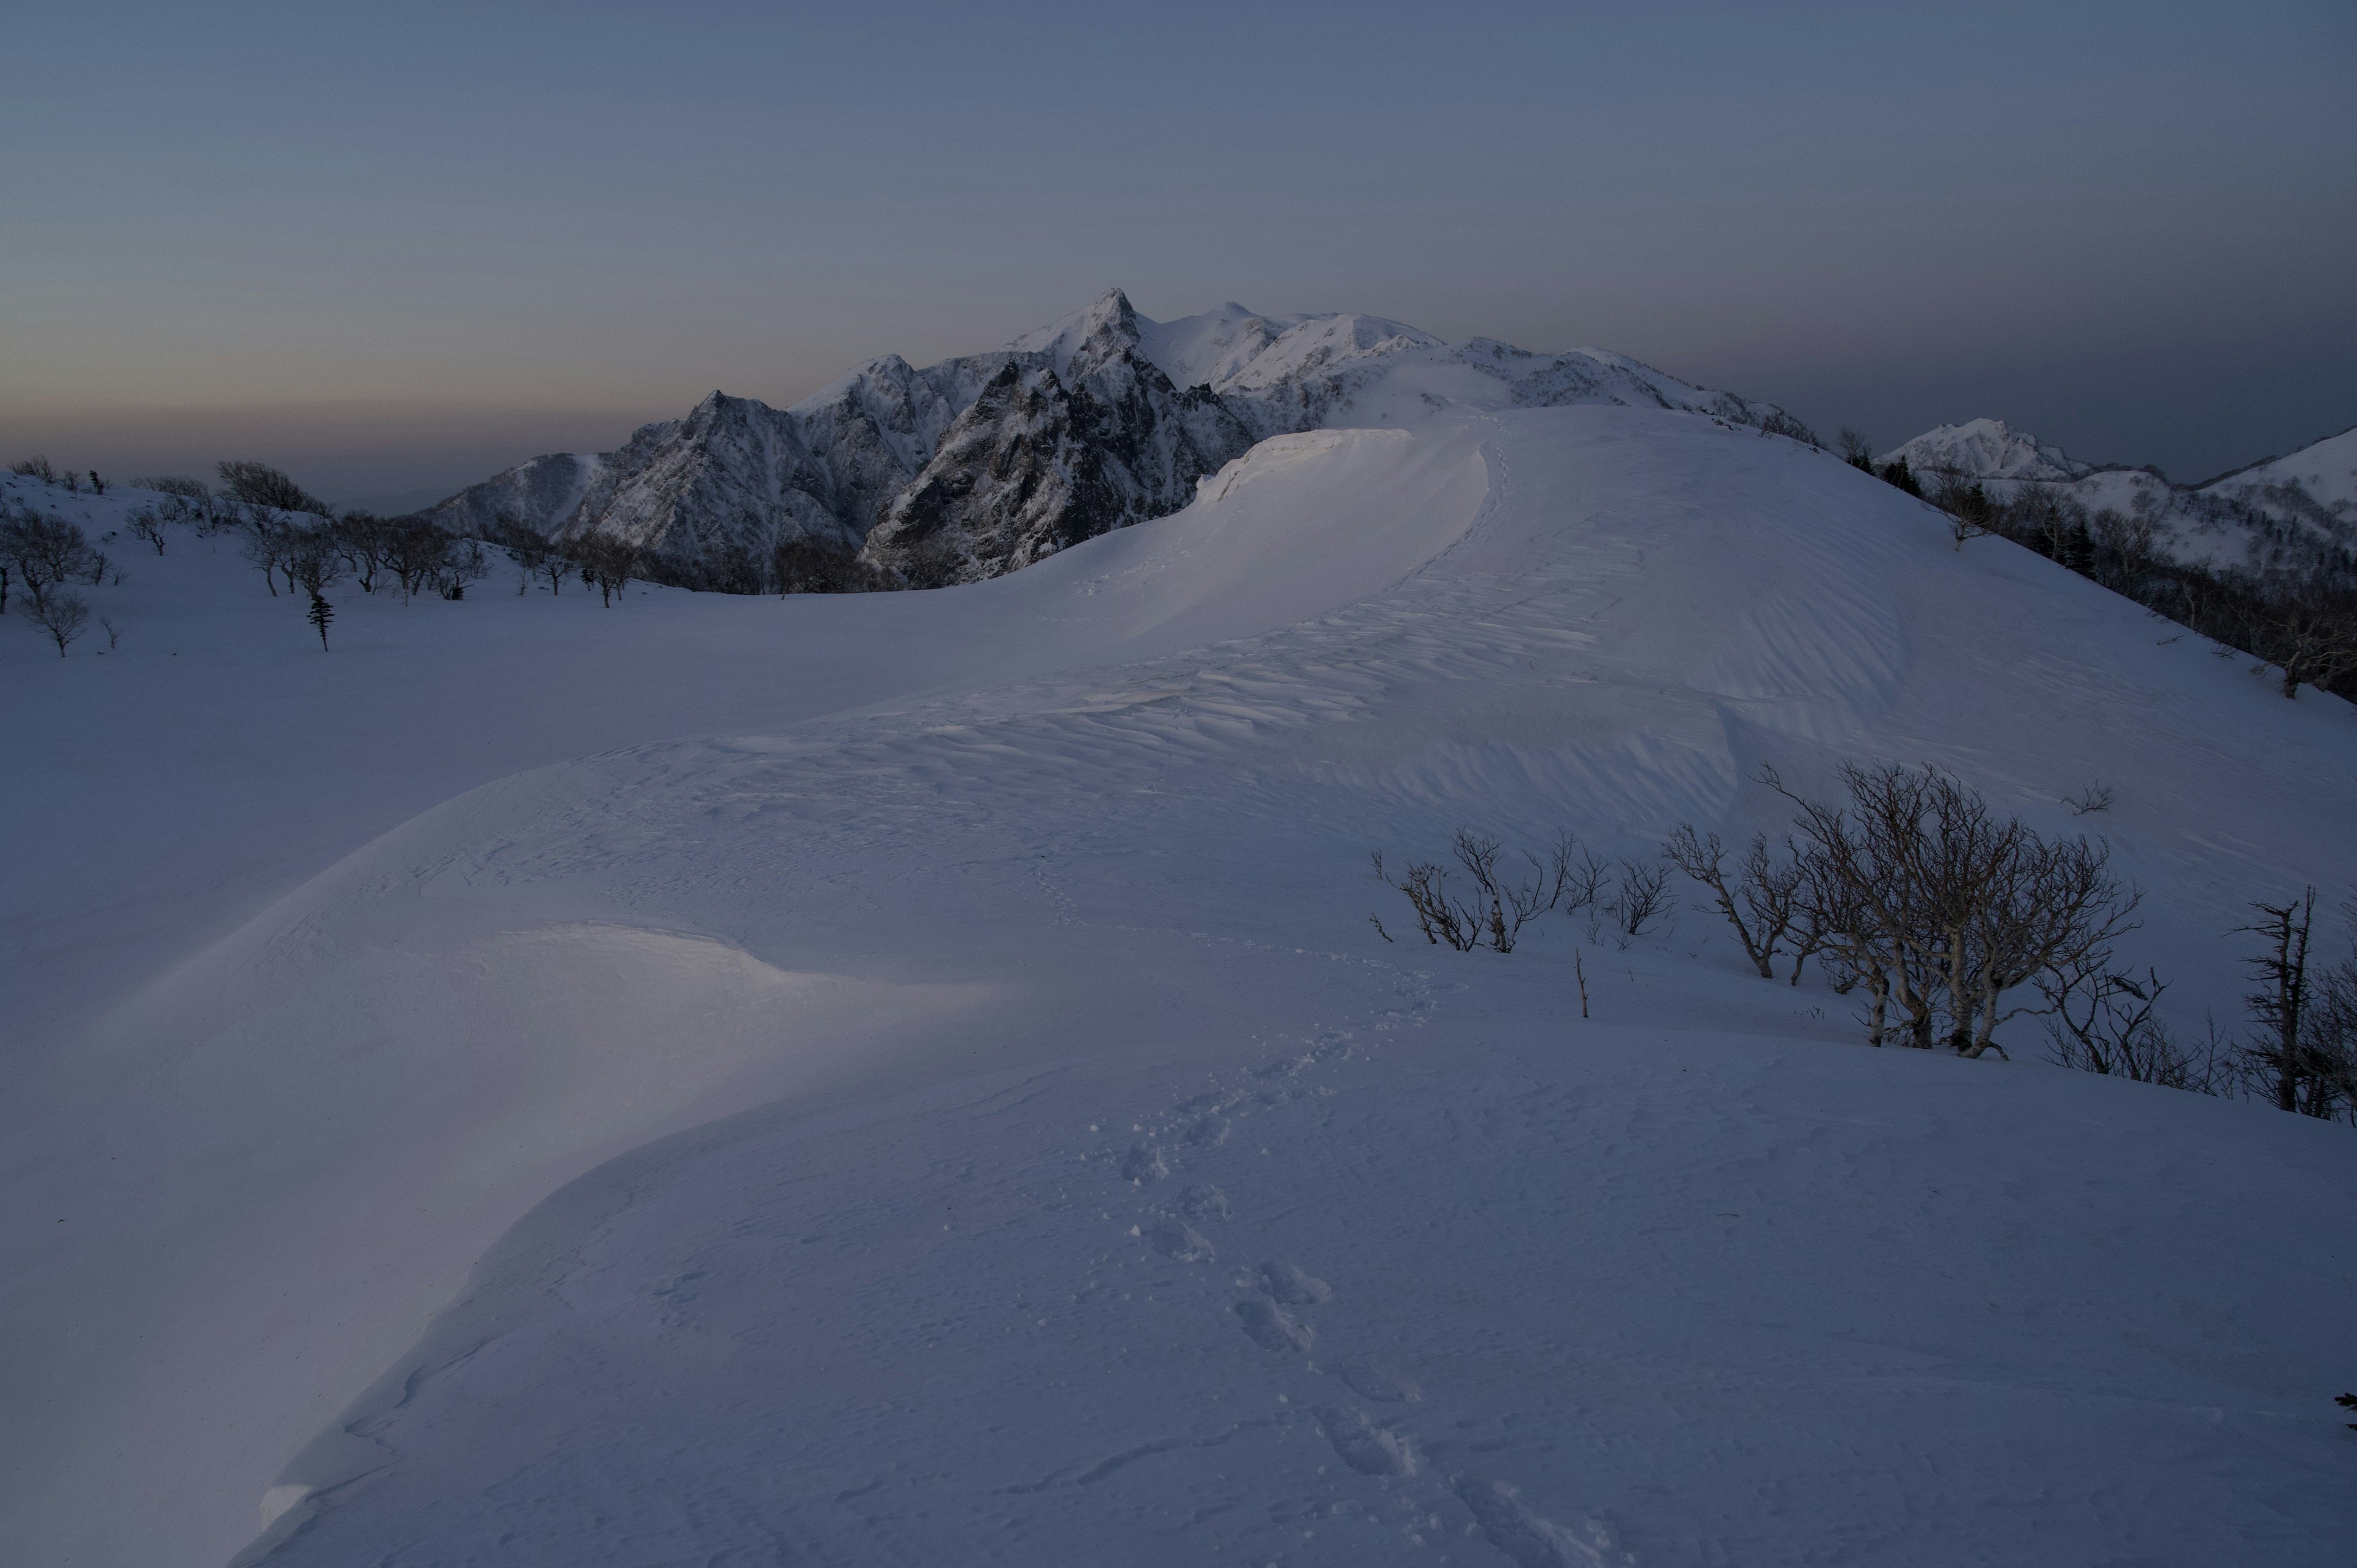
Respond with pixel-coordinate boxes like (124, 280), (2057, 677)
(436, 538), (489, 599)
(239, 514), (296, 596)
(575, 536), (641, 606)
(99, 615), (120, 651)
(383, 519), (455, 598)
(126, 509), (169, 555)
(2258, 597), (2357, 699)
(217, 459), (327, 516)
(25, 590), (90, 656)
(2039, 961), (2224, 1092)
(1767, 762), (2137, 1057)
(1, 510), (101, 611)
(2302, 940), (2357, 1124)
(2234, 890), (2317, 1114)
(1606, 857), (1671, 944)
(1562, 846), (1614, 940)
(1925, 463), (1999, 550)
(331, 511), (393, 593)
(490, 513), (548, 595)
(1372, 830), (1576, 954)
(1663, 825), (1804, 979)
(286, 528), (346, 601)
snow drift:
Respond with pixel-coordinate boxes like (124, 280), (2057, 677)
(2, 400), (2355, 1567)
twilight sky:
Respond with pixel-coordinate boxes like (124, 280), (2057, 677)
(6, 1), (2352, 509)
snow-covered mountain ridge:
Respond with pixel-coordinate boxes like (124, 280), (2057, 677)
(7, 407), (2355, 1566)
(422, 290), (1794, 587)
(1883, 415), (2357, 575)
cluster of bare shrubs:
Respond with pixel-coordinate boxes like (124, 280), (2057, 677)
(1663, 765), (2357, 1119)
(1372, 767), (2353, 1122)
(1368, 831), (1669, 953)
(1, 503), (115, 656)
(9, 455), (106, 495)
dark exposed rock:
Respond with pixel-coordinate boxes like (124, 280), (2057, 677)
(420, 288), (1793, 593)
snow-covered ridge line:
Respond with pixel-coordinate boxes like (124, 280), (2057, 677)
(419, 289), (1797, 589)
(1883, 415), (2357, 575)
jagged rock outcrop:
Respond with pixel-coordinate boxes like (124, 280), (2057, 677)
(422, 288), (1799, 591)
(858, 296), (1255, 585)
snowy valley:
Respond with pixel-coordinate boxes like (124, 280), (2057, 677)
(2, 303), (2356, 1568)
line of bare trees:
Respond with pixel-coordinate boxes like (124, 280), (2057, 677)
(1371, 763), (2354, 1123)
(1368, 830), (1669, 953)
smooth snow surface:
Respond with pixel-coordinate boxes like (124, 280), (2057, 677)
(3, 410), (2355, 1568)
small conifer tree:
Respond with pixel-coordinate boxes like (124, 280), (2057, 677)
(306, 591), (335, 651)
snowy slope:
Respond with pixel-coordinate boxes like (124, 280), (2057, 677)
(2202, 422), (2357, 521)
(4, 412), (2356, 1568)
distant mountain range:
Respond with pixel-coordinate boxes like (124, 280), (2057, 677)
(419, 290), (1792, 589)
(1882, 415), (2356, 576)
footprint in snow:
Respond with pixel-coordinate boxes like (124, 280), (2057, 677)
(1452, 1477), (1629, 1567)
(1233, 1299), (1312, 1353)
(1177, 1184), (1228, 1221)
(1183, 1113), (1230, 1147)
(1333, 1362), (1421, 1403)
(1121, 1143), (1166, 1183)
(1147, 1218), (1215, 1263)
(1257, 1260), (1332, 1305)
(1314, 1405), (1416, 1477)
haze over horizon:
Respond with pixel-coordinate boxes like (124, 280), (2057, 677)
(6, 1), (2351, 509)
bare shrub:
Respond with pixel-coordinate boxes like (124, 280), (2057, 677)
(1372, 830), (1576, 953)
(25, 590), (90, 657)
(2040, 962), (2226, 1092)
(9, 455), (59, 482)
(126, 509), (169, 555)
(1664, 825), (1805, 979)
(1767, 762), (2138, 1057)
(217, 459), (327, 516)
(1606, 858), (1671, 945)
(2064, 782), (2115, 816)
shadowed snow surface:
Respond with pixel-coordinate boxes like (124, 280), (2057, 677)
(1, 409), (2353, 1567)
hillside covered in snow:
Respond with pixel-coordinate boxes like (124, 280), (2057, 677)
(1883, 416), (2356, 576)
(419, 291), (1792, 589)
(4, 379), (2356, 1567)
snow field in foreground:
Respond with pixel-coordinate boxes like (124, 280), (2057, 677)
(2, 408), (2353, 1566)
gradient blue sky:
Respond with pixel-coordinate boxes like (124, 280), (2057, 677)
(6, 1), (2351, 507)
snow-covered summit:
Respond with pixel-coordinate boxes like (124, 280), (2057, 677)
(422, 290), (1795, 589)
(1879, 417), (2091, 482)
(1881, 411), (2357, 577)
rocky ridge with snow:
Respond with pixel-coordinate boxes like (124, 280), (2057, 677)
(1883, 415), (2356, 576)
(422, 290), (1794, 587)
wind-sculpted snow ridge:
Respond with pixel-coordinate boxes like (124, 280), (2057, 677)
(421, 289), (1794, 587)
(6, 410), (2356, 1567)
